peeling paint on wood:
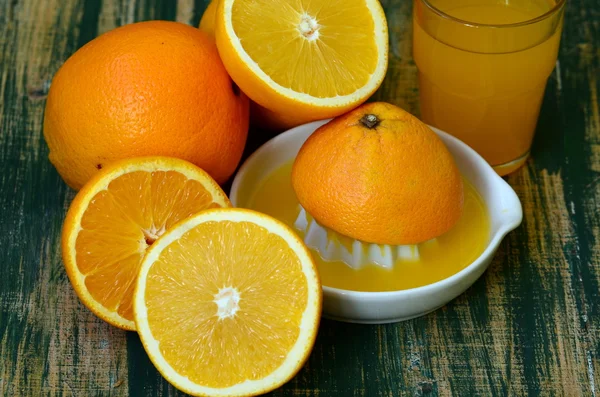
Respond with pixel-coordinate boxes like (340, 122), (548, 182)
(0, 0), (598, 396)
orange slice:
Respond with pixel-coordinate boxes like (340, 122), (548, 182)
(62, 157), (230, 330)
(134, 208), (321, 396)
(214, 0), (388, 124)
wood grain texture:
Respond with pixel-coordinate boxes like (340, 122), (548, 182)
(0, 0), (598, 396)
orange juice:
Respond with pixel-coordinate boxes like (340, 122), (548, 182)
(413, 0), (565, 175)
(245, 162), (490, 292)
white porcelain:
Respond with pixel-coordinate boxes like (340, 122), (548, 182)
(230, 120), (523, 324)
(294, 205), (420, 270)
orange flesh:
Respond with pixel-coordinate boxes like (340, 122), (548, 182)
(245, 162), (490, 291)
(231, 0), (379, 97)
(76, 170), (220, 321)
(144, 220), (309, 387)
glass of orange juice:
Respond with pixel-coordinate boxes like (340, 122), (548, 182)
(413, 0), (566, 175)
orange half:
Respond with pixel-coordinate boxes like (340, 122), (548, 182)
(134, 208), (321, 396)
(61, 157), (231, 330)
(215, 0), (389, 122)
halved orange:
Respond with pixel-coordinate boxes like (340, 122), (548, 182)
(62, 157), (230, 330)
(214, 0), (389, 125)
(292, 102), (464, 245)
(134, 208), (321, 396)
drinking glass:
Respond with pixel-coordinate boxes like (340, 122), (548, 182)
(413, 0), (566, 175)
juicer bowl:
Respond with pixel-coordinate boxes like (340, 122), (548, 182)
(230, 120), (523, 324)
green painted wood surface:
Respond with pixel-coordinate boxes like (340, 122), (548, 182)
(0, 0), (598, 395)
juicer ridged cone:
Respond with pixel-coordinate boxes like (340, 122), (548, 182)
(294, 206), (428, 269)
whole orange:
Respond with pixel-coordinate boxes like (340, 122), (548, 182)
(44, 21), (249, 190)
(292, 102), (464, 246)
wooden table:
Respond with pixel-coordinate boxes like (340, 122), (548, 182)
(1, 0), (598, 395)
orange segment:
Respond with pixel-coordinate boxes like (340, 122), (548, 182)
(134, 209), (321, 396)
(62, 157), (231, 330)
